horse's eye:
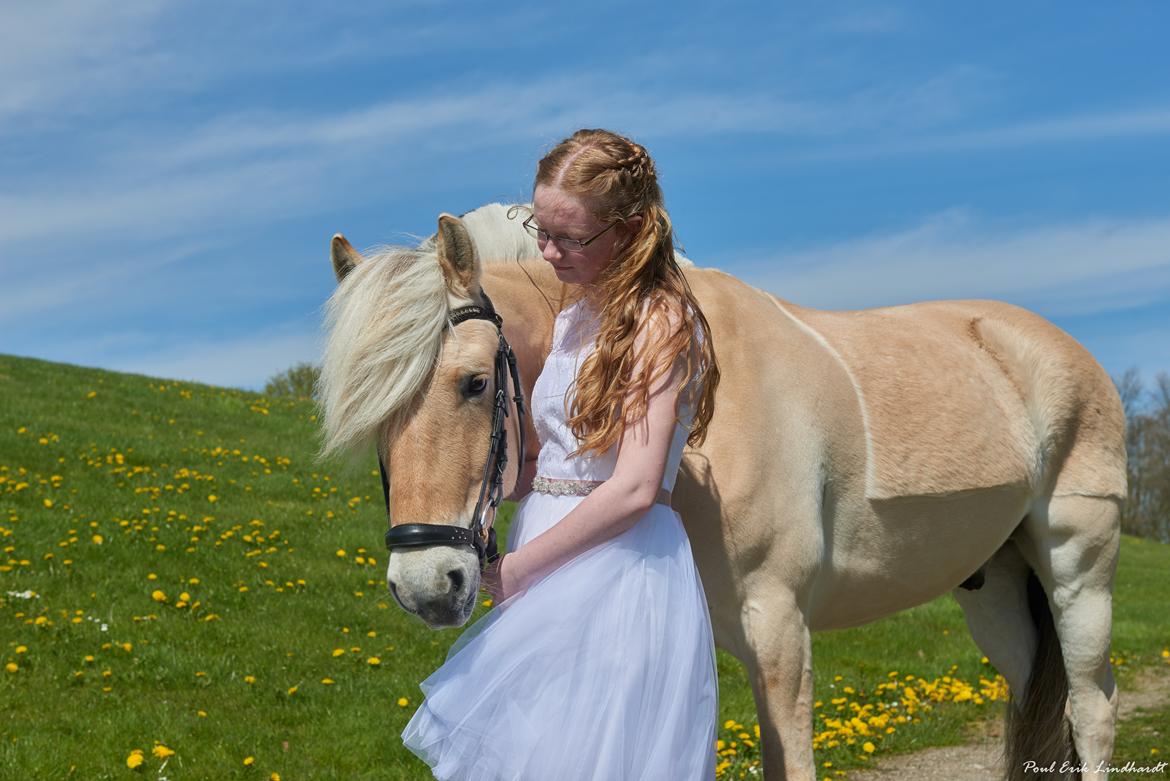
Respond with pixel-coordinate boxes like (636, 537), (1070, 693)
(468, 376), (489, 395)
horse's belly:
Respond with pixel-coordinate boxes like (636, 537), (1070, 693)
(808, 485), (1032, 631)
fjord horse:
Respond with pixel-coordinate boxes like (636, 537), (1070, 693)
(318, 204), (1124, 780)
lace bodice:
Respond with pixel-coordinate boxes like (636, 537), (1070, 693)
(531, 297), (703, 491)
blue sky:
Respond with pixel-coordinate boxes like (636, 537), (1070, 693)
(2, 1), (1168, 392)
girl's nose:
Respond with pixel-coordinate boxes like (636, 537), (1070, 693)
(541, 240), (562, 262)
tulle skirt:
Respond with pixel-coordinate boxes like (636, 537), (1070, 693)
(400, 490), (719, 780)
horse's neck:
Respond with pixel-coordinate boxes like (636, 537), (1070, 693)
(478, 260), (566, 457)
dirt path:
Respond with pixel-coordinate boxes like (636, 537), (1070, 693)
(848, 668), (1170, 781)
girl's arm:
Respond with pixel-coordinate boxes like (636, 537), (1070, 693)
(493, 305), (688, 597)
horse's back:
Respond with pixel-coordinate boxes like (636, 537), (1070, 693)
(779, 297), (1126, 502)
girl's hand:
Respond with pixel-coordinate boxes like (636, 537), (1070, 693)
(480, 551), (529, 603)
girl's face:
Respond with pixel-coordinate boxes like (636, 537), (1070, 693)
(532, 184), (629, 288)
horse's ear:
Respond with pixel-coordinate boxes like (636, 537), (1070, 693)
(331, 234), (364, 283)
(434, 213), (480, 298)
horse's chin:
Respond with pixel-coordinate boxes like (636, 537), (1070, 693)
(416, 588), (477, 629)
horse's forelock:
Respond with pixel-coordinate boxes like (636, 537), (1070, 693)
(318, 244), (450, 459)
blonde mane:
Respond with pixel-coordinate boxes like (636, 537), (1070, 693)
(318, 244), (448, 458)
(317, 203), (544, 458)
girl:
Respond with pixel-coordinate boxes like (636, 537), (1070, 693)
(402, 128), (721, 780)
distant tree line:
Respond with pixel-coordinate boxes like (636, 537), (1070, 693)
(1115, 369), (1170, 543)
(264, 362), (319, 401)
(264, 362), (1169, 543)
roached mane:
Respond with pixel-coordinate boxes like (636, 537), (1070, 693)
(316, 202), (696, 458)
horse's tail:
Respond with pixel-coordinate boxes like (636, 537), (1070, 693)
(1004, 569), (1079, 781)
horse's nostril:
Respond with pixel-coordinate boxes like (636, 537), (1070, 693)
(388, 580), (400, 600)
(447, 568), (464, 592)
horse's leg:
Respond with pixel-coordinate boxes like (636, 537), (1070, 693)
(742, 591), (815, 781)
(952, 538), (1036, 698)
(1019, 494), (1121, 781)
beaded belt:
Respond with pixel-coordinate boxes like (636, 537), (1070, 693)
(532, 475), (672, 507)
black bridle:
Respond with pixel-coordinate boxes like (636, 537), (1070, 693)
(379, 290), (527, 568)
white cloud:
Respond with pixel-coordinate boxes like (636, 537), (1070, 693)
(734, 210), (1170, 317)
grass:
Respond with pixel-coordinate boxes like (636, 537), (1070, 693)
(1, 353), (1166, 780)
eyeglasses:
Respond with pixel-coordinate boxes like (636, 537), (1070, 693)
(522, 216), (617, 252)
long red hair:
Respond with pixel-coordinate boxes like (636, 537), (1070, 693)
(534, 128), (719, 459)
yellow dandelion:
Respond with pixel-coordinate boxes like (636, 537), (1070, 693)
(243, 756), (255, 766)
(92, 534), (104, 545)
(197, 710), (208, 718)
(43, 499), (54, 509)
(397, 696), (409, 707)
(863, 741), (876, 753)
(367, 657), (381, 667)
(15, 646), (27, 654)
(5, 662), (18, 673)
(331, 648), (345, 658)
(151, 590), (167, 603)
(287, 685), (298, 695)
(321, 677), (335, 685)
(271, 774), (282, 781)
(126, 750), (145, 769)
(336, 549), (347, 558)
(152, 745), (175, 759)
(244, 675), (256, 685)
(207, 495), (218, 503)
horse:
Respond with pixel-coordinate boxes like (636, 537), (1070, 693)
(317, 203), (1125, 781)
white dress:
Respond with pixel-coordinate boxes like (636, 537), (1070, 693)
(401, 296), (719, 780)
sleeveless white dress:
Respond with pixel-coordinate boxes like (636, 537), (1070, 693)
(401, 296), (718, 780)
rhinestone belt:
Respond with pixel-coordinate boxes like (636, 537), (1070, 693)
(532, 475), (672, 507)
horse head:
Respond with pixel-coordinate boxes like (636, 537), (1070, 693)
(320, 212), (531, 628)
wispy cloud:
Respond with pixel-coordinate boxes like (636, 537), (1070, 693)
(0, 1), (167, 126)
(1, 65), (996, 249)
(734, 210), (1170, 317)
(0, 241), (212, 324)
(937, 106), (1170, 149)
(796, 104), (1170, 164)
(823, 4), (909, 35)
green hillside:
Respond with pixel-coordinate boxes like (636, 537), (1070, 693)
(1, 354), (1166, 779)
